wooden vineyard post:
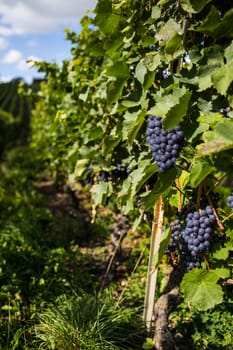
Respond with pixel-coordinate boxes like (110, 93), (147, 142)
(143, 196), (164, 332)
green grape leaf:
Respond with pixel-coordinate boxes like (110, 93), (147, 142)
(95, 0), (121, 34)
(212, 241), (232, 260)
(224, 41), (233, 63)
(151, 5), (161, 20)
(131, 162), (157, 197)
(122, 109), (146, 144)
(164, 90), (192, 129)
(107, 79), (126, 103)
(211, 61), (233, 95)
(148, 86), (190, 127)
(165, 32), (183, 57)
(118, 177), (132, 203)
(140, 167), (177, 210)
(107, 60), (129, 79)
(212, 268), (230, 279)
(152, 226), (171, 268)
(103, 134), (122, 157)
(180, 0), (212, 13)
(132, 211), (144, 231)
(121, 198), (134, 215)
(155, 18), (181, 46)
(92, 182), (113, 206)
(118, 159), (157, 209)
(104, 36), (123, 59)
(74, 159), (89, 177)
(135, 60), (147, 85)
(199, 120), (233, 155)
(189, 157), (214, 187)
(181, 269), (223, 310)
(143, 53), (161, 72)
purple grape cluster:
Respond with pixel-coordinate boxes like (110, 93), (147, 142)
(84, 164), (130, 185)
(227, 192), (233, 209)
(112, 164), (130, 181)
(146, 116), (184, 172)
(98, 170), (111, 182)
(166, 205), (217, 271)
(181, 206), (216, 270)
(166, 219), (182, 253)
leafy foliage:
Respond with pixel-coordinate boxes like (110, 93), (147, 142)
(1, 1), (233, 348)
(171, 296), (233, 349)
(28, 0), (233, 312)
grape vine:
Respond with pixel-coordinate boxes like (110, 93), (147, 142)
(29, 0), (233, 325)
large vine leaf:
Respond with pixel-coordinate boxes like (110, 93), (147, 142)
(181, 269), (224, 310)
(94, 0), (122, 34)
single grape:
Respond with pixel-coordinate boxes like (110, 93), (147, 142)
(227, 192), (233, 209)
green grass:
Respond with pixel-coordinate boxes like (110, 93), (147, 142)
(34, 293), (147, 350)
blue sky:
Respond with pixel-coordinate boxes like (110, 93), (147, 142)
(0, 0), (97, 83)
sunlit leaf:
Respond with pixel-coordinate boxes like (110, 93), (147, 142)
(199, 120), (233, 155)
(181, 269), (223, 310)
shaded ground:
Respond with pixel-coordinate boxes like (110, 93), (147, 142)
(33, 179), (144, 291)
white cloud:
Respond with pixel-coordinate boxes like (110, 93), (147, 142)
(26, 39), (38, 47)
(17, 55), (41, 71)
(0, 26), (13, 36)
(0, 75), (12, 82)
(0, 36), (8, 49)
(1, 49), (22, 64)
(0, 0), (97, 35)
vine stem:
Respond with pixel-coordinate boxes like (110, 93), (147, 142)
(175, 179), (182, 212)
(143, 196), (164, 332)
(196, 182), (203, 210)
(203, 180), (224, 231)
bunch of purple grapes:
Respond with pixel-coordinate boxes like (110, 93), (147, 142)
(166, 205), (217, 271)
(165, 219), (182, 253)
(112, 164), (130, 181)
(227, 192), (233, 209)
(181, 206), (216, 270)
(146, 116), (184, 172)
